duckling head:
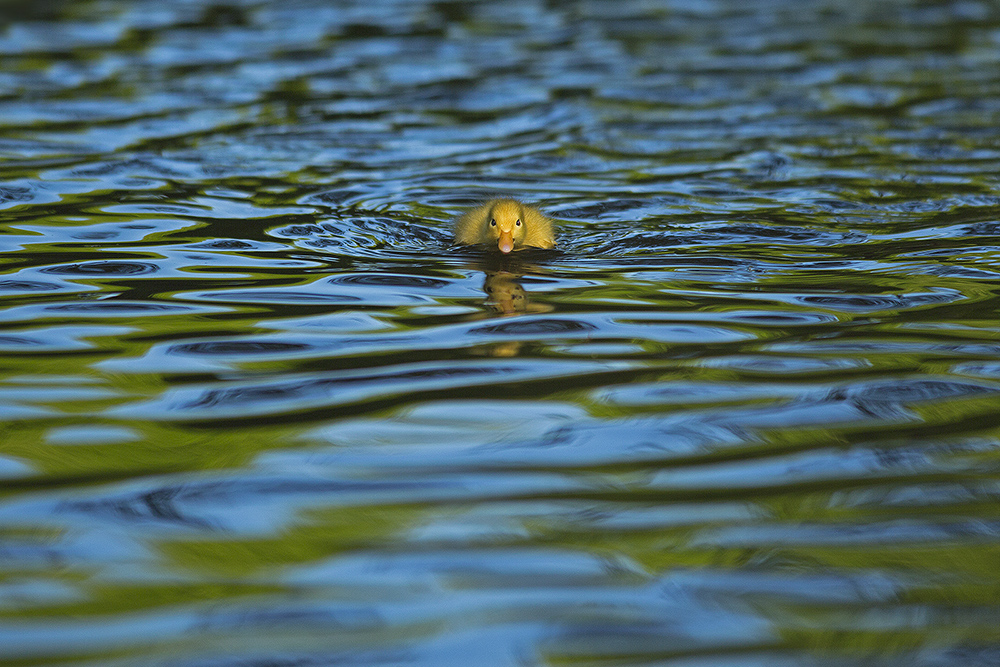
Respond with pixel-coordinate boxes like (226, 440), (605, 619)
(486, 199), (526, 254)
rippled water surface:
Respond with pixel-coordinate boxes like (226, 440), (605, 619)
(2, 0), (1000, 665)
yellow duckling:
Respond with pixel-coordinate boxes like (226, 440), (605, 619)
(454, 198), (555, 254)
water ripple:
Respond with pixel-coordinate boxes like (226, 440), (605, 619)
(40, 261), (159, 276)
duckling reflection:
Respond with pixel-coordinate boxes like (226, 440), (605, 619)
(481, 272), (544, 357)
(474, 254), (553, 317)
(483, 271), (527, 315)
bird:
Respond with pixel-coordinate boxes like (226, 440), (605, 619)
(454, 198), (556, 253)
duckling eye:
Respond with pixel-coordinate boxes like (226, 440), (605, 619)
(515, 219), (521, 226)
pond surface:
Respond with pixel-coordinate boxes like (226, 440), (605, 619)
(2, 0), (1000, 665)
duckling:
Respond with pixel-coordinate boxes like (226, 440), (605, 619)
(454, 198), (555, 253)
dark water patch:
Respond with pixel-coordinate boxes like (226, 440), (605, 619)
(708, 222), (866, 245)
(69, 230), (119, 240)
(288, 554), (635, 607)
(169, 340), (315, 356)
(470, 318), (596, 336)
(0, 279), (66, 292)
(798, 290), (961, 313)
(966, 222), (1000, 236)
(580, 230), (689, 253)
(570, 223), (869, 258)
(190, 603), (383, 636)
(927, 264), (1000, 280)
(188, 289), (363, 305)
(800, 294), (912, 312)
(555, 199), (651, 219)
(811, 198), (874, 212)
(327, 273), (451, 289)
(828, 378), (1000, 406)
(595, 381), (803, 408)
(698, 518), (1000, 549)
(711, 310), (838, 326)
(53, 474), (454, 531)
(163, 650), (411, 667)
(301, 188), (368, 206)
(769, 339), (1000, 361)
(276, 224), (325, 236)
(186, 239), (255, 250)
(953, 362), (1000, 379)
(921, 646), (1000, 667)
(0, 184), (34, 205)
(9, 218), (195, 246)
(0, 301), (222, 326)
(606, 316), (756, 344)
(0, 335), (44, 348)
(701, 354), (868, 375)
(40, 261), (159, 276)
(102, 329), (512, 374)
(45, 301), (188, 313)
(101, 334), (372, 374)
(68, 157), (194, 179)
(274, 216), (451, 257)
(691, 187), (753, 200)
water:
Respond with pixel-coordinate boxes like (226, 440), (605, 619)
(2, 0), (1000, 664)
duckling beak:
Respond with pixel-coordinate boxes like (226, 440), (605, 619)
(498, 231), (514, 254)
